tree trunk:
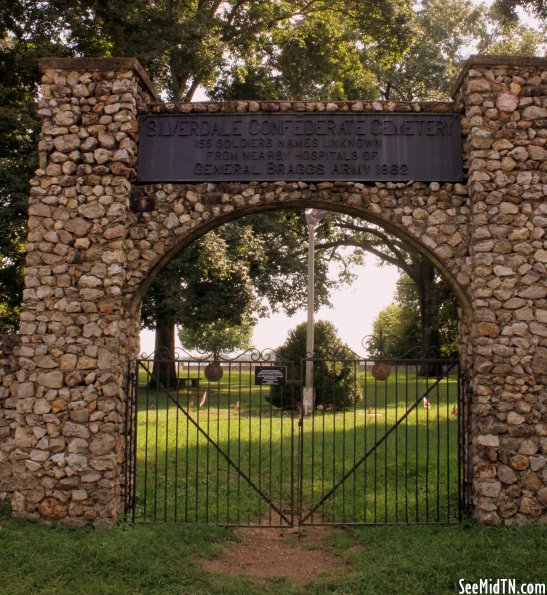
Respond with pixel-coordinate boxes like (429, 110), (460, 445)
(149, 316), (178, 389)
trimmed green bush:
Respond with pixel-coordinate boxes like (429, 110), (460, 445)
(270, 320), (361, 410)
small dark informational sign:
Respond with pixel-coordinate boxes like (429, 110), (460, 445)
(137, 113), (463, 183)
(255, 366), (286, 386)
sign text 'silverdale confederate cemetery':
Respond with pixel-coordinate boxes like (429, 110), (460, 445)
(138, 113), (463, 182)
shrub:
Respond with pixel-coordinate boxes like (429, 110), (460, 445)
(269, 320), (361, 410)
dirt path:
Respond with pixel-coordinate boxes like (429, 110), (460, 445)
(198, 524), (358, 586)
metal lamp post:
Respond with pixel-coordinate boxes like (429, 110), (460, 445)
(302, 209), (328, 416)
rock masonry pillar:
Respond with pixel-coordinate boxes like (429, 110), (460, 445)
(7, 58), (155, 527)
(454, 56), (546, 525)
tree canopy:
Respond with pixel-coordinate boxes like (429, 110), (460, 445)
(0, 28), (45, 331)
(492, 0), (546, 22)
(178, 318), (254, 359)
(213, 0), (544, 101)
(0, 0), (544, 339)
(367, 273), (459, 359)
(11, 0), (412, 101)
(143, 210), (347, 344)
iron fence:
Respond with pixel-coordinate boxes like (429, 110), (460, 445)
(124, 354), (466, 526)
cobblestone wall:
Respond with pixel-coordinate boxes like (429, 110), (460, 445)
(0, 59), (156, 527)
(454, 56), (546, 524)
(0, 55), (544, 527)
(0, 335), (20, 505)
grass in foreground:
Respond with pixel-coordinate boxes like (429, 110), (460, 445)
(1, 508), (545, 595)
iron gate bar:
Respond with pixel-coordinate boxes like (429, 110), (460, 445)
(458, 371), (463, 520)
(425, 370), (429, 522)
(299, 360), (459, 525)
(459, 370), (472, 519)
(131, 369), (138, 518)
(123, 365), (138, 518)
(136, 360), (294, 526)
(414, 368), (419, 522)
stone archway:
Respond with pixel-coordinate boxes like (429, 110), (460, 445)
(0, 55), (545, 528)
(126, 190), (472, 309)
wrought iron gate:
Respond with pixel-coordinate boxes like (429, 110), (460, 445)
(124, 352), (468, 526)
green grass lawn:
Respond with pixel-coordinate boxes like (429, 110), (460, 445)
(131, 361), (462, 526)
(0, 508), (545, 595)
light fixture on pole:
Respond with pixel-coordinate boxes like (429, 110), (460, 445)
(303, 208), (328, 416)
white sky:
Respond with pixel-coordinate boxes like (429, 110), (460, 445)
(251, 255), (401, 354)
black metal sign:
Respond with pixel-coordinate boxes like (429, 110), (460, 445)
(255, 366), (286, 386)
(137, 113), (463, 183)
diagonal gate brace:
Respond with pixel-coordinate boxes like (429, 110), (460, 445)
(299, 361), (458, 524)
(137, 361), (293, 526)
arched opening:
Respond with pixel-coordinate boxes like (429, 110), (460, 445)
(129, 199), (471, 317)
(124, 195), (470, 526)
